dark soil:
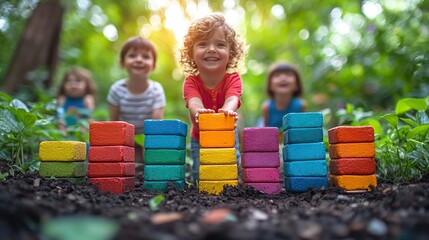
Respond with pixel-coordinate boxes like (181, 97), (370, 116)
(1, 170), (429, 240)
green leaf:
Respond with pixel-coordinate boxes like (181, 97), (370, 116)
(23, 113), (37, 127)
(382, 113), (399, 128)
(10, 98), (29, 112)
(134, 134), (145, 147)
(360, 118), (383, 135)
(400, 117), (418, 127)
(0, 92), (12, 103)
(406, 124), (429, 139)
(395, 98), (428, 115)
(149, 194), (164, 211)
(0, 109), (18, 133)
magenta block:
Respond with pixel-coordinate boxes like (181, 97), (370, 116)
(246, 182), (281, 195)
(241, 152), (280, 168)
(242, 127), (279, 152)
(242, 168), (280, 183)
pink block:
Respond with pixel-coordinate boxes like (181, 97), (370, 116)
(242, 168), (280, 183)
(242, 127), (279, 152)
(90, 121), (134, 146)
(90, 177), (134, 194)
(241, 152), (280, 168)
(88, 163), (135, 177)
(88, 146), (134, 162)
(246, 182), (281, 195)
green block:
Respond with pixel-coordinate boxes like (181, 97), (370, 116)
(143, 180), (185, 191)
(144, 149), (186, 165)
(144, 165), (185, 181)
(40, 161), (87, 177)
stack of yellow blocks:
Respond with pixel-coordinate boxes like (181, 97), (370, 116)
(198, 113), (238, 195)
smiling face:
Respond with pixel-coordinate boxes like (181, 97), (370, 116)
(192, 27), (230, 76)
(121, 47), (155, 78)
(63, 74), (87, 98)
(270, 71), (299, 96)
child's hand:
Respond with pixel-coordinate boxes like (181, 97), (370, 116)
(218, 109), (239, 122)
(195, 108), (215, 123)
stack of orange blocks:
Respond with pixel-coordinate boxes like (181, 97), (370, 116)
(198, 113), (238, 195)
(88, 121), (135, 194)
(328, 126), (377, 191)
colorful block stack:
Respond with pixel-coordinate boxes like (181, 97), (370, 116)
(143, 119), (187, 191)
(283, 112), (328, 192)
(88, 121), (135, 194)
(39, 141), (87, 183)
(241, 127), (281, 195)
(328, 126), (377, 191)
(198, 113), (238, 195)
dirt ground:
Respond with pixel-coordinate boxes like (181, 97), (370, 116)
(1, 170), (429, 240)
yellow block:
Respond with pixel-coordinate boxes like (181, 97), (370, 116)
(329, 142), (375, 158)
(198, 113), (235, 131)
(200, 148), (236, 165)
(330, 174), (377, 191)
(200, 164), (238, 180)
(200, 131), (235, 148)
(39, 141), (86, 161)
(199, 180), (238, 195)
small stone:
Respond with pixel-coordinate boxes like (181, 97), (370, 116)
(201, 208), (236, 224)
(367, 218), (388, 236)
(151, 212), (183, 225)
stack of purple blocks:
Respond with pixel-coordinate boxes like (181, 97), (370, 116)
(241, 127), (281, 195)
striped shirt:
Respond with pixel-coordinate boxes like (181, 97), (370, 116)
(107, 79), (166, 134)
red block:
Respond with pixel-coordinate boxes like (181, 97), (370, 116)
(330, 158), (376, 175)
(90, 121), (134, 146)
(88, 146), (134, 162)
(242, 168), (280, 183)
(88, 162), (135, 177)
(90, 177), (134, 194)
(328, 126), (374, 144)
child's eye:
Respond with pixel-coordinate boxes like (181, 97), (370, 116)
(217, 42), (227, 47)
(197, 42), (207, 47)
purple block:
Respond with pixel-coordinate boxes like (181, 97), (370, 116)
(241, 152), (280, 168)
(246, 182), (281, 195)
(242, 127), (279, 152)
(242, 168), (280, 183)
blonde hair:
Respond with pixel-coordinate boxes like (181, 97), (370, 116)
(179, 12), (246, 76)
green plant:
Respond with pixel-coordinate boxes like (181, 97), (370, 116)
(149, 194), (165, 211)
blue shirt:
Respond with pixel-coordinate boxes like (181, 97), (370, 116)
(57, 97), (90, 127)
(267, 97), (303, 130)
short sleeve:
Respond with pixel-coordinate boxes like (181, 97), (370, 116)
(152, 81), (167, 109)
(107, 81), (121, 106)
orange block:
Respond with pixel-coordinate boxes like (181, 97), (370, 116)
(330, 158), (376, 175)
(200, 131), (235, 148)
(328, 126), (374, 143)
(198, 113), (235, 131)
(90, 121), (134, 146)
(330, 174), (377, 191)
(329, 142), (375, 158)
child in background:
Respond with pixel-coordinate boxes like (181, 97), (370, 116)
(56, 67), (96, 133)
(261, 62), (306, 132)
(179, 12), (246, 183)
(107, 36), (166, 163)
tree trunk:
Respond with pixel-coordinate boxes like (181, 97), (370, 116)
(2, 0), (64, 94)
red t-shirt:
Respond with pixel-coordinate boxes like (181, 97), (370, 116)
(183, 72), (243, 140)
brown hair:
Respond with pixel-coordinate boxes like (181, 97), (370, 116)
(120, 36), (158, 69)
(179, 12), (246, 76)
(58, 67), (97, 96)
(266, 62), (303, 98)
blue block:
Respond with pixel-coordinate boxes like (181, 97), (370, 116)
(144, 119), (188, 136)
(285, 176), (328, 192)
(283, 142), (326, 161)
(144, 165), (186, 181)
(282, 112), (323, 130)
(284, 160), (327, 176)
(143, 180), (185, 191)
(284, 128), (323, 144)
(144, 135), (186, 149)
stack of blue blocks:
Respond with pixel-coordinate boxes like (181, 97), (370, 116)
(283, 112), (328, 192)
(143, 119), (188, 191)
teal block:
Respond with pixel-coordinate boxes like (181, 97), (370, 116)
(144, 119), (188, 137)
(285, 160), (327, 176)
(144, 149), (186, 165)
(283, 112), (323, 130)
(39, 162), (87, 177)
(143, 180), (185, 191)
(284, 128), (323, 144)
(144, 165), (186, 181)
(283, 142), (326, 161)
(285, 176), (328, 192)
(144, 135), (186, 149)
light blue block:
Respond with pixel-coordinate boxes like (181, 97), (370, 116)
(144, 165), (186, 181)
(283, 142), (326, 161)
(283, 112), (323, 130)
(285, 176), (328, 192)
(144, 135), (186, 149)
(284, 128), (323, 144)
(285, 160), (327, 176)
(143, 180), (185, 191)
(144, 119), (188, 136)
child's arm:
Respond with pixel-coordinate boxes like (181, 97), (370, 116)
(218, 96), (239, 116)
(151, 107), (164, 119)
(83, 94), (95, 111)
(261, 101), (269, 127)
(109, 104), (120, 121)
(188, 97), (215, 122)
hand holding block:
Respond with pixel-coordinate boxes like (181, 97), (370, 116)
(88, 146), (134, 162)
(144, 119), (187, 136)
(39, 141), (86, 161)
(90, 121), (134, 146)
(198, 113), (235, 131)
(328, 126), (374, 143)
(329, 142), (375, 158)
(242, 127), (279, 152)
(283, 112), (323, 130)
